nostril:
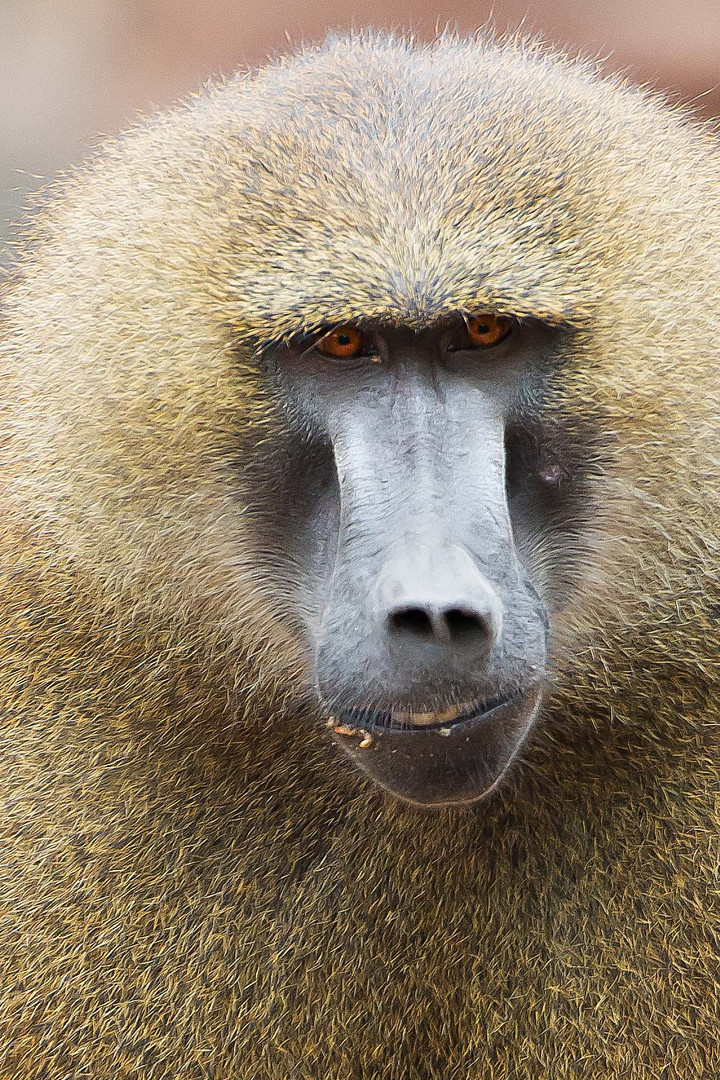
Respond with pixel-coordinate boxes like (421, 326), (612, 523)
(444, 608), (488, 641)
(388, 605), (491, 646)
(389, 607), (434, 639)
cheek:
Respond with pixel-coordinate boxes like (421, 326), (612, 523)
(255, 435), (341, 627)
(504, 416), (603, 606)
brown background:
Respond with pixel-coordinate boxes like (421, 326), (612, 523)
(2, 0), (719, 243)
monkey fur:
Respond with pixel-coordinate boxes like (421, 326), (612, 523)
(0, 31), (718, 1079)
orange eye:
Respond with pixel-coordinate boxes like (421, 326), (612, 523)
(316, 324), (365, 359)
(464, 314), (512, 349)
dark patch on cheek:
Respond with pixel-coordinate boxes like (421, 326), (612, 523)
(264, 432), (341, 621)
(223, 359), (340, 627)
(504, 411), (606, 603)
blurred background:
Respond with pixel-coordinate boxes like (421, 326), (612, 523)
(2, 0), (720, 246)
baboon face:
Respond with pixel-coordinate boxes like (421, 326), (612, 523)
(260, 315), (595, 806)
(208, 46), (625, 807)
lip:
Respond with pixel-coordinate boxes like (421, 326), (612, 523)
(329, 691), (518, 734)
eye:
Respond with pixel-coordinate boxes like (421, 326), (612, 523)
(457, 314), (513, 350)
(316, 324), (366, 359)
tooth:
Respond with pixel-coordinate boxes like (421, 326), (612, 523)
(391, 703), (471, 727)
(407, 711), (437, 725)
(436, 704), (466, 723)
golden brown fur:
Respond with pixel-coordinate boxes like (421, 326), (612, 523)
(0, 31), (718, 1078)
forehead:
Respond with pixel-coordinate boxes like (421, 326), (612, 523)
(209, 38), (693, 341)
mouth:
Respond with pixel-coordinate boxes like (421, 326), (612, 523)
(330, 692), (516, 734)
(324, 685), (542, 807)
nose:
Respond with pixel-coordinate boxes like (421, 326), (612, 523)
(374, 541), (502, 660)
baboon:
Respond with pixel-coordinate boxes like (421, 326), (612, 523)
(0, 30), (718, 1080)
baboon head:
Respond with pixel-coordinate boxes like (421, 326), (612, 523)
(7, 34), (719, 805)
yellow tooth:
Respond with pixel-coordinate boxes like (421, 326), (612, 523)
(393, 703), (471, 727)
